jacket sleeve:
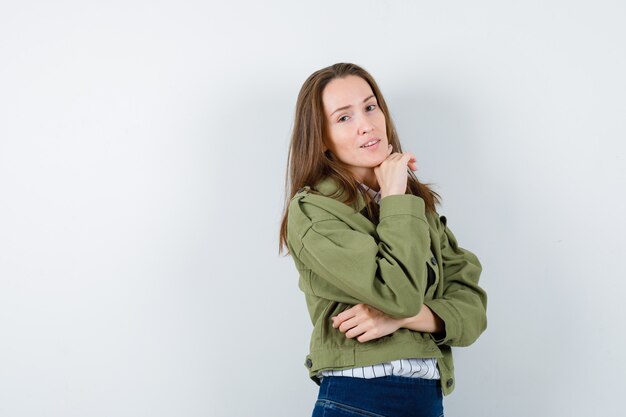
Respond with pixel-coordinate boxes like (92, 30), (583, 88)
(290, 194), (431, 319)
(423, 216), (488, 347)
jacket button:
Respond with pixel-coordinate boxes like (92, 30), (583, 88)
(446, 378), (454, 388)
(431, 256), (437, 266)
(305, 358), (313, 368)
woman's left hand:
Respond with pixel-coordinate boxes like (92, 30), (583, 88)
(331, 304), (402, 343)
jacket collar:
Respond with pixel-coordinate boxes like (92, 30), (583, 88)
(313, 176), (370, 213)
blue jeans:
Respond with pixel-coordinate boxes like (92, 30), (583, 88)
(311, 375), (444, 417)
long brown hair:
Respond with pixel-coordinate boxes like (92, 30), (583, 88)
(278, 62), (441, 256)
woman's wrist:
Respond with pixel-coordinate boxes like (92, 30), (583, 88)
(399, 304), (444, 334)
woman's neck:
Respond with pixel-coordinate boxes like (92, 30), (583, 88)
(357, 170), (379, 192)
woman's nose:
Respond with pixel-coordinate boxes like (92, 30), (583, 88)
(359, 120), (374, 135)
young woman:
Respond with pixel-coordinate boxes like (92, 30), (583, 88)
(278, 62), (488, 417)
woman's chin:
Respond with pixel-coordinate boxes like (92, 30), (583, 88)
(368, 155), (387, 166)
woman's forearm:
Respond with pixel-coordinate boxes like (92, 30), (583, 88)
(399, 304), (445, 334)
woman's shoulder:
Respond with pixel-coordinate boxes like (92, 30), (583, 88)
(287, 187), (334, 234)
(289, 180), (363, 219)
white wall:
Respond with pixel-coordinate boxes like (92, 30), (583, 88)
(1, 1), (624, 416)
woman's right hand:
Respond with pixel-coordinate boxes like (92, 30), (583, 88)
(374, 144), (417, 199)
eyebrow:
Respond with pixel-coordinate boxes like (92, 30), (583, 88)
(329, 94), (376, 117)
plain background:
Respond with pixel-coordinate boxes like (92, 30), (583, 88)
(1, 1), (625, 416)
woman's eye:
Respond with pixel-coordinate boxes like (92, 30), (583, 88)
(338, 105), (376, 122)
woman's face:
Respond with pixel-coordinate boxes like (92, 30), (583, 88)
(321, 75), (388, 182)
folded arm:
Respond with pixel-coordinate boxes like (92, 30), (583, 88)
(288, 193), (432, 319)
(330, 216), (487, 347)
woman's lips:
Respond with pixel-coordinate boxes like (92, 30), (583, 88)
(360, 139), (381, 150)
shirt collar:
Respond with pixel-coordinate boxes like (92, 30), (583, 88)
(358, 182), (382, 205)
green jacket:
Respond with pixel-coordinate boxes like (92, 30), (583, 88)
(286, 176), (488, 396)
